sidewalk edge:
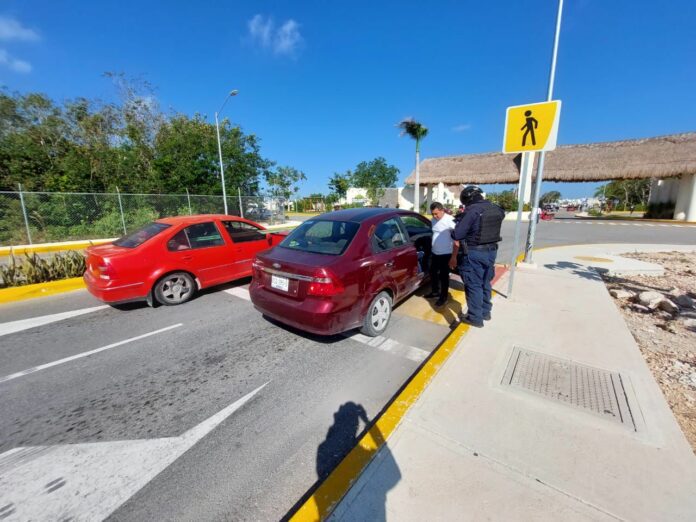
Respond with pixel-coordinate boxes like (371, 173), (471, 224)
(0, 277), (86, 304)
(287, 322), (471, 521)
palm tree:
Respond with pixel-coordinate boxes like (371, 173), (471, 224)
(398, 118), (428, 212)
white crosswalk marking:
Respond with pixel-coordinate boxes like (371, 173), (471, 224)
(345, 332), (430, 363)
(224, 287), (251, 301)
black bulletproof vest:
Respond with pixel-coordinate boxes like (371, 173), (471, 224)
(472, 201), (505, 245)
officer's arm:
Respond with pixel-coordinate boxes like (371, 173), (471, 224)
(452, 211), (476, 241)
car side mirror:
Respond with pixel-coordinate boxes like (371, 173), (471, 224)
(267, 233), (272, 244)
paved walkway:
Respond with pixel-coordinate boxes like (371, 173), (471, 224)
(330, 244), (696, 521)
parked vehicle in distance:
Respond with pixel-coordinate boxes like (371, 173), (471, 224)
(84, 215), (286, 306)
(249, 208), (433, 337)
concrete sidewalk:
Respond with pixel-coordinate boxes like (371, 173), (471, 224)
(330, 244), (696, 521)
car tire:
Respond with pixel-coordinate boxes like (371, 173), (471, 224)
(154, 272), (195, 306)
(361, 291), (392, 337)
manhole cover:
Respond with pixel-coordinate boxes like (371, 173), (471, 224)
(502, 347), (636, 430)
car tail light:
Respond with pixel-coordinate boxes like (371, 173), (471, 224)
(97, 264), (114, 280)
(307, 268), (344, 297)
(252, 260), (265, 281)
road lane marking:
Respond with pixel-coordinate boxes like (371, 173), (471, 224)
(0, 305), (109, 337)
(344, 332), (429, 363)
(224, 287), (251, 301)
(0, 324), (182, 384)
(0, 382), (268, 521)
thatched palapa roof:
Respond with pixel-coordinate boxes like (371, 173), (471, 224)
(405, 132), (696, 185)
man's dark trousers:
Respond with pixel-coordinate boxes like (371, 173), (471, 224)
(430, 254), (451, 297)
(459, 246), (497, 324)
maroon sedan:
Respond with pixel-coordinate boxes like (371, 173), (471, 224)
(249, 208), (433, 336)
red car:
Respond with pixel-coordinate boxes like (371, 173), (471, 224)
(249, 208), (433, 336)
(84, 215), (286, 306)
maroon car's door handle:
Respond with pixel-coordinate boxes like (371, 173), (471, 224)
(385, 261), (395, 268)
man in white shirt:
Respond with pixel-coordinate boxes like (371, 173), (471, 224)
(425, 202), (456, 307)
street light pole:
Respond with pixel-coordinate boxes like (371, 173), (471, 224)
(523, 0), (564, 263)
(214, 89), (238, 215)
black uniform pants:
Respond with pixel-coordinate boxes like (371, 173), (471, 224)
(430, 253), (451, 297)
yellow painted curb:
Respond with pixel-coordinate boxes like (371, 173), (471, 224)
(0, 277), (86, 304)
(0, 239), (113, 257)
(289, 322), (470, 522)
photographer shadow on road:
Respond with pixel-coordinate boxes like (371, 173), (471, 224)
(314, 402), (401, 521)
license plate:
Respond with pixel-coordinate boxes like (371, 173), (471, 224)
(271, 274), (289, 292)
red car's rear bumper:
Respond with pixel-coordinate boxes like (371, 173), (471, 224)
(83, 272), (149, 303)
(249, 281), (359, 336)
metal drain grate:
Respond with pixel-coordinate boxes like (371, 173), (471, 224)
(502, 347), (636, 430)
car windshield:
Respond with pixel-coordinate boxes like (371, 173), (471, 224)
(279, 220), (359, 255)
(113, 222), (171, 248)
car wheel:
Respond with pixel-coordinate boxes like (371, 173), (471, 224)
(154, 272), (195, 306)
(361, 291), (392, 337)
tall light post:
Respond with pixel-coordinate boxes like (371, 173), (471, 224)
(523, 0), (564, 263)
(215, 89), (239, 215)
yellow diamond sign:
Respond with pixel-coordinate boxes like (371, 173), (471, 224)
(503, 100), (562, 154)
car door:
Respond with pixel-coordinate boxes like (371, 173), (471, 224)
(220, 220), (270, 278)
(166, 222), (232, 287)
(371, 217), (419, 300)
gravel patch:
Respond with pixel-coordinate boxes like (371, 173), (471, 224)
(603, 251), (696, 453)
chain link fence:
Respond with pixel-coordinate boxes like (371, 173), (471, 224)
(0, 190), (287, 246)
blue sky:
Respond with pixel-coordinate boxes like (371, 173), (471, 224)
(1, 0), (695, 198)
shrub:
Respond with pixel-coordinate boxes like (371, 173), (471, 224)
(0, 251), (86, 287)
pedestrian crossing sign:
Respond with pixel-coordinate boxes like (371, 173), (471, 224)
(503, 100), (562, 153)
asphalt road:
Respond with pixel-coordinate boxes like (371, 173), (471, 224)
(0, 215), (694, 520)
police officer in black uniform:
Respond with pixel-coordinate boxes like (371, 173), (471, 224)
(449, 186), (505, 327)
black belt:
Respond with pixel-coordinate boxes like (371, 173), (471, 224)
(468, 243), (498, 251)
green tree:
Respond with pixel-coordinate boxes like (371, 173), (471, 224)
(594, 180), (650, 210)
(539, 190), (562, 205)
(487, 190), (517, 211)
(351, 157), (399, 204)
(397, 118), (428, 210)
(328, 171), (352, 200)
(265, 166), (306, 199)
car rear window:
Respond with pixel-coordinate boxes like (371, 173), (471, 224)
(113, 222), (171, 248)
(279, 220), (359, 255)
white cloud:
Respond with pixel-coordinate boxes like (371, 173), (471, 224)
(274, 20), (302, 55)
(248, 14), (273, 48)
(247, 14), (303, 56)
(452, 124), (472, 132)
(0, 16), (40, 41)
(0, 49), (31, 73)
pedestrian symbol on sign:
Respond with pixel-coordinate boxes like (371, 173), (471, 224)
(502, 100), (562, 154)
(521, 110), (538, 146)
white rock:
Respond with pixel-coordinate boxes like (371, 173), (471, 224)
(631, 304), (650, 313)
(610, 289), (633, 299)
(674, 294), (695, 309)
(658, 299), (680, 313)
(639, 291), (664, 309)
(681, 318), (696, 329)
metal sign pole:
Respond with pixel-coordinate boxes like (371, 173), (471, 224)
(238, 187), (244, 219)
(185, 188), (193, 215)
(508, 151), (535, 296)
(524, 0), (564, 263)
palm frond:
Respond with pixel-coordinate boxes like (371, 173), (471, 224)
(397, 117), (428, 141)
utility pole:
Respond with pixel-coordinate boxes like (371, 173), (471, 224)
(214, 89), (239, 215)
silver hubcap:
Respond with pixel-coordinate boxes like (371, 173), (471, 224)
(370, 297), (390, 331)
(161, 276), (191, 303)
